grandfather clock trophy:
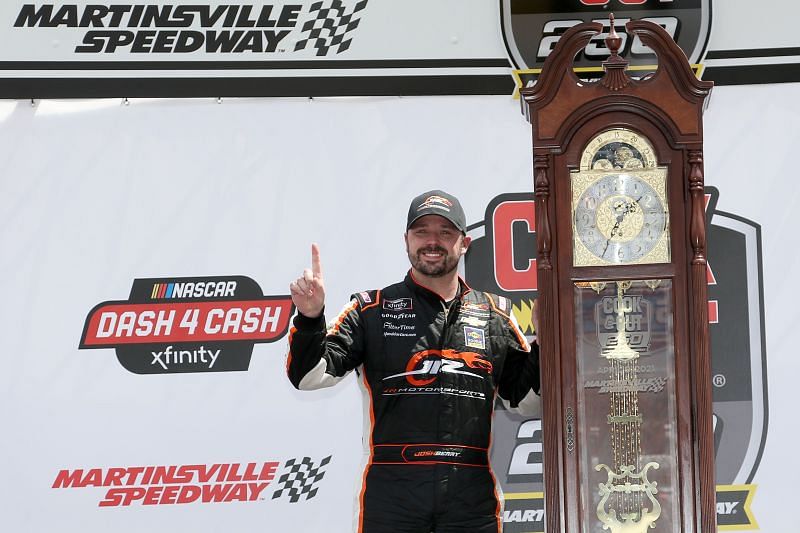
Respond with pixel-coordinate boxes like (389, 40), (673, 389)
(521, 17), (715, 533)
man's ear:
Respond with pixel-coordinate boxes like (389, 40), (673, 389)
(461, 235), (472, 255)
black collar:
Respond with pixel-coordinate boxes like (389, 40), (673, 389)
(404, 270), (471, 303)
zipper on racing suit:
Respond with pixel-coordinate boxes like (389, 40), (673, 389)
(434, 294), (463, 511)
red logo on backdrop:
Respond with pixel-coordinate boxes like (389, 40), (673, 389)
(79, 276), (294, 374)
(491, 199), (537, 292)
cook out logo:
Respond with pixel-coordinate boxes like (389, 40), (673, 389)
(500, 0), (712, 92)
(79, 276), (294, 374)
(465, 189), (767, 531)
(383, 349), (493, 386)
(596, 292), (652, 353)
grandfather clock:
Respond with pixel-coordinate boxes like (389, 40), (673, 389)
(520, 17), (715, 533)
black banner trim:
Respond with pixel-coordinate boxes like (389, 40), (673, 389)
(707, 47), (800, 60)
(0, 58), (512, 71)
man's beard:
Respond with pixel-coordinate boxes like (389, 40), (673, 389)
(408, 246), (459, 277)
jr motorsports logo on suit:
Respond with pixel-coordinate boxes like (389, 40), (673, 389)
(79, 276), (293, 374)
(464, 189), (766, 531)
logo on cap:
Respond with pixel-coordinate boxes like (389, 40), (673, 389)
(419, 195), (453, 212)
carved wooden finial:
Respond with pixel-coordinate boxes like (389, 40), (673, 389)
(601, 13), (630, 90)
(605, 13), (622, 57)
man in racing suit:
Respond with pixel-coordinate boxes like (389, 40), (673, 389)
(287, 190), (540, 532)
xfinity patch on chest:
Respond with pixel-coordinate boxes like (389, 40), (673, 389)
(383, 298), (413, 311)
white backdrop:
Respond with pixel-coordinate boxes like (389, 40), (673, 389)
(1, 83), (797, 531)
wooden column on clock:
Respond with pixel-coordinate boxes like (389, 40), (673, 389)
(520, 17), (715, 533)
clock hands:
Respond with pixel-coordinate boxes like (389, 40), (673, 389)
(603, 197), (639, 257)
(580, 173), (662, 264)
(610, 199), (638, 239)
(601, 198), (641, 257)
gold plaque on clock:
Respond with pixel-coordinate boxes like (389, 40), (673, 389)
(571, 129), (670, 267)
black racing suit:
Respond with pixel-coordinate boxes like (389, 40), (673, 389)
(287, 271), (540, 532)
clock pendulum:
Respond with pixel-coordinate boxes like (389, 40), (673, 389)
(594, 281), (662, 533)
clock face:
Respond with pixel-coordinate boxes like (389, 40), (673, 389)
(572, 129), (670, 266)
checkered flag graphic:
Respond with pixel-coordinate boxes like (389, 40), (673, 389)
(272, 456), (332, 503)
(294, 0), (368, 56)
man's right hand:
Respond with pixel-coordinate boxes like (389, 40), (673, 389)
(289, 243), (326, 319)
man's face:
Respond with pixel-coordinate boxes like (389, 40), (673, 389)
(405, 215), (471, 278)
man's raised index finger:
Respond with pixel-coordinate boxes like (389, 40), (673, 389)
(311, 243), (323, 276)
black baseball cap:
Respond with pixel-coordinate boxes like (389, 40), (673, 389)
(406, 190), (467, 234)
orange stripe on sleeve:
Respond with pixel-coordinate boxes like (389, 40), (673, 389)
(485, 292), (507, 319)
(486, 293), (530, 350)
(328, 300), (359, 336)
(285, 326), (297, 374)
(359, 290), (381, 312)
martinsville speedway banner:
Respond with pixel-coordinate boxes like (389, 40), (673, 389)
(1, 84), (796, 531)
(0, 0), (799, 97)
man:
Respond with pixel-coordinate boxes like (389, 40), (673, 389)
(287, 190), (540, 533)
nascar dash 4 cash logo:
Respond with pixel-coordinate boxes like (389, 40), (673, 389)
(79, 276), (294, 374)
(500, 0), (712, 90)
(464, 189), (766, 531)
(51, 456), (332, 507)
(13, 1), (369, 56)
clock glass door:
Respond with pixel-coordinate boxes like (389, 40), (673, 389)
(574, 279), (681, 532)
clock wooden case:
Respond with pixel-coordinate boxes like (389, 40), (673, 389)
(520, 18), (715, 533)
